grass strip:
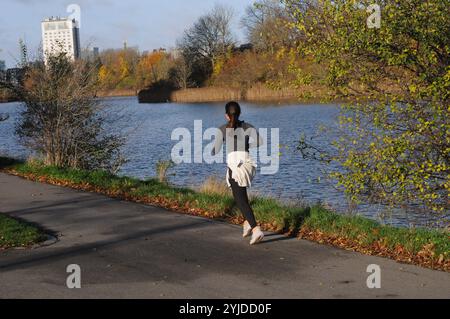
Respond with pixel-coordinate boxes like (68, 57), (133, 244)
(0, 213), (46, 249)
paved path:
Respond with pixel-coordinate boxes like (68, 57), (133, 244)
(0, 173), (449, 298)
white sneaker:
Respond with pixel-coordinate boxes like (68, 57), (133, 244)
(243, 221), (252, 238)
(250, 226), (264, 245)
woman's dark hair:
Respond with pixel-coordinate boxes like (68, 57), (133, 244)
(225, 101), (241, 129)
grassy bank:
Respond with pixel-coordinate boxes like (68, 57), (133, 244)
(138, 83), (332, 104)
(0, 213), (46, 249)
(97, 89), (137, 98)
(0, 157), (448, 271)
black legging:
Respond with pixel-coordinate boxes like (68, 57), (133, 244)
(228, 169), (257, 229)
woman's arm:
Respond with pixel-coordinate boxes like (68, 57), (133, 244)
(245, 123), (264, 149)
(211, 125), (226, 156)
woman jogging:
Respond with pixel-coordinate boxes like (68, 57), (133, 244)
(212, 101), (264, 245)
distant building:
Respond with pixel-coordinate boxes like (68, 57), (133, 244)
(77, 47), (101, 64)
(80, 47), (100, 61)
(0, 60), (5, 71)
(41, 16), (81, 64)
(153, 47), (167, 53)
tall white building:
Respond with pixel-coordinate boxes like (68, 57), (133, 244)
(41, 17), (80, 64)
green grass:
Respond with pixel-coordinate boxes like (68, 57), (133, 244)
(0, 214), (46, 249)
(303, 206), (449, 257)
(1, 157), (448, 265)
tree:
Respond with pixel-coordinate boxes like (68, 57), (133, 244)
(178, 4), (236, 85)
(1, 52), (125, 171)
(286, 0), (450, 213)
(136, 51), (172, 89)
(169, 55), (192, 89)
(242, 0), (293, 53)
(97, 48), (140, 90)
(211, 50), (271, 88)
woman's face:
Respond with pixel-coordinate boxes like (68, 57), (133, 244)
(225, 114), (231, 122)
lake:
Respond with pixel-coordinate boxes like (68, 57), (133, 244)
(0, 96), (444, 228)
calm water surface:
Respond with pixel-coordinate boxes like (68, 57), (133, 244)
(0, 97), (444, 228)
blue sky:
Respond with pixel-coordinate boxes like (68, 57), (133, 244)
(0, 0), (255, 68)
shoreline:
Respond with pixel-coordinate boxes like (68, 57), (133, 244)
(0, 156), (448, 272)
(0, 97), (20, 104)
(138, 83), (335, 104)
(1, 86), (345, 105)
(0, 90), (137, 104)
(96, 89), (137, 98)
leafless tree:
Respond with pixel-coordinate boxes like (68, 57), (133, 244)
(170, 56), (192, 89)
(241, 0), (294, 53)
(178, 4), (236, 84)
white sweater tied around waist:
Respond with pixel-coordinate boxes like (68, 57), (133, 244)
(226, 151), (257, 188)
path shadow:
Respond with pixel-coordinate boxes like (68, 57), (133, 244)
(224, 200), (312, 245)
(0, 219), (211, 272)
(281, 207), (312, 235)
(260, 235), (294, 245)
(5, 196), (103, 217)
(259, 207), (312, 244)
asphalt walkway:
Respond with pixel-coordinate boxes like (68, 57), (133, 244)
(1, 173), (449, 298)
